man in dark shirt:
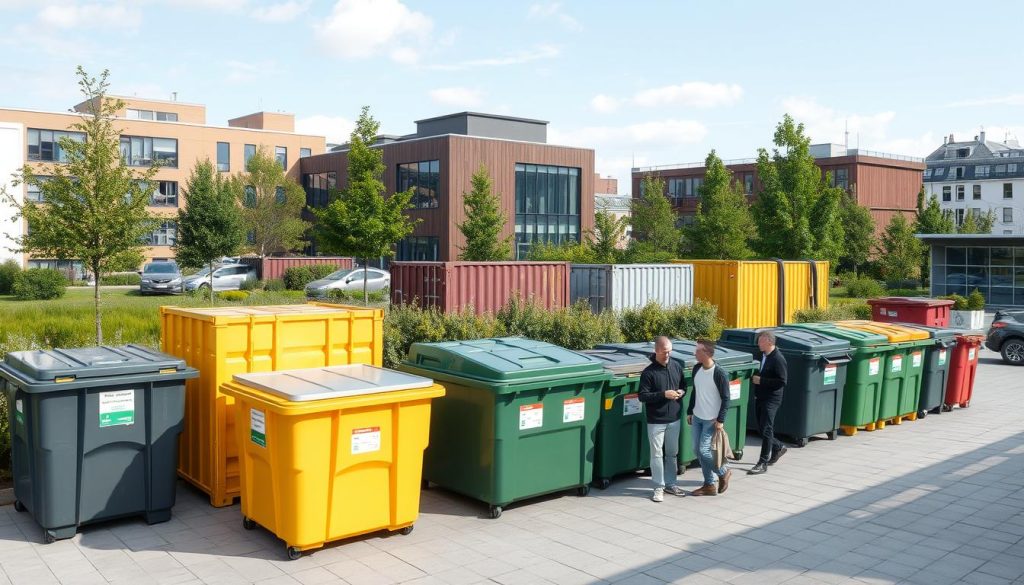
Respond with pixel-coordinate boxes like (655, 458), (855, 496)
(749, 330), (788, 475)
(638, 336), (687, 502)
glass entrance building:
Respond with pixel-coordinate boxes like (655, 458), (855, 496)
(919, 234), (1024, 307)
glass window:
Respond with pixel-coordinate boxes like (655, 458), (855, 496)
(996, 165), (1007, 174)
(397, 160), (441, 209)
(302, 171), (336, 208)
(244, 144), (256, 168)
(155, 112), (178, 122)
(744, 173), (754, 194)
(275, 186), (286, 204)
(275, 146), (287, 169)
(955, 208), (965, 226)
(244, 185), (256, 207)
(968, 247), (989, 266)
(934, 167), (945, 176)
(1005, 183), (1014, 199)
(26, 176), (51, 202)
(149, 181), (178, 207)
(992, 248), (1013, 266)
(147, 220), (177, 246)
(120, 135), (178, 167)
(956, 185), (965, 201)
(396, 236), (439, 261)
(832, 168), (849, 190)
(973, 185), (982, 200)
(1005, 208), (1014, 223)
(923, 169), (932, 178)
(1009, 164), (1018, 173)
(942, 186), (951, 202)
(217, 142), (230, 172)
(976, 165), (990, 177)
(27, 128), (85, 162)
(514, 163), (582, 258)
(300, 148), (311, 158)
(946, 247), (966, 265)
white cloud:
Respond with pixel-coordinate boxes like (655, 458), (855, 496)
(945, 94), (1024, 108)
(252, 0), (309, 22)
(632, 82), (743, 108)
(429, 87), (484, 108)
(296, 115), (354, 144)
(527, 2), (581, 31)
(38, 2), (141, 29)
(112, 82), (169, 100)
(224, 60), (279, 84)
(550, 119), (707, 149)
(781, 97), (895, 145)
(313, 0), (432, 64)
(173, 0), (249, 10)
(590, 94), (621, 114)
(427, 44), (559, 71)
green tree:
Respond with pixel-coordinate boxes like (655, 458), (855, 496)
(838, 190), (876, 276)
(590, 207), (628, 263)
(630, 175), (680, 256)
(913, 190), (954, 285)
(228, 148), (308, 257)
(313, 106), (417, 303)
(0, 67), (157, 343)
(174, 159), (245, 302)
(682, 150), (755, 259)
(457, 164), (512, 260)
(877, 213), (923, 283)
(958, 210), (980, 234)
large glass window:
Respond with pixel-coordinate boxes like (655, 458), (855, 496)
(397, 160), (441, 209)
(120, 136), (178, 167)
(303, 172), (336, 208)
(956, 185), (965, 201)
(665, 177), (703, 203)
(942, 186), (951, 202)
(832, 168), (849, 190)
(217, 142), (230, 172)
(300, 148), (312, 159)
(973, 185), (982, 200)
(743, 173), (754, 195)
(26, 176), (52, 202)
(147, 220), (177, 246)
(1005, 183), (1014, 199)
(244, 144), (256, 168)
(396, 236), (439, 261)
(275, 146), (287, 169)
(934, 244), (1024, 305)
(514, 163), (581, 259)
(126, 108), (178, 122)
(27, 129), (85, 162)
(146, 181), (178, 207)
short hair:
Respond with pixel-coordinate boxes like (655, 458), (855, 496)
(654, 335), (671, 349)
(696, 339), (716, 357)
(757, 330), (777, 345)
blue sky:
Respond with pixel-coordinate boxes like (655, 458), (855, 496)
(2, 0), (1022, 192)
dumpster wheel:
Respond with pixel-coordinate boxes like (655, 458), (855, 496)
(795, 438), (808, 448)
(13, 500), (25, 513)
(44, 532), (56, 544)
(399, 525), (414, 536)
(489, 505), (503, 519)
(577, 485), (590, 497)
(827, 431), (837, 441)
(287, 546), (302, 561)
(242, 517), (257, 531)
(596, 478), (611, 490)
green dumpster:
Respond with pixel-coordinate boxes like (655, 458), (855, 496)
(399, 337), (609, 519)
(0, 345), (198, 543)
(718, 328), (852, 447)
(894, 323), (957, 418)
(834, 321), (931, 427)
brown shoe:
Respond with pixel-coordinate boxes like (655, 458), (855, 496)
(689, 483), (718, 497)
(717, 469), (732, 494)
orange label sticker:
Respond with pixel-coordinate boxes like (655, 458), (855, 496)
(623, 393), (642, 416)
(351, 426), (381, 455)
(519, 403), (543, 430)
(563, 397), (585, 423)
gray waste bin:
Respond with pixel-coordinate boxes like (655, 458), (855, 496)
(0, 345), (197, 543)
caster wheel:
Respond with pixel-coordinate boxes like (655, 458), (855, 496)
(13, 500), (25, 513)
(489, 505), (502, 519)
(734, 450), (743, 461)
(576, 485), (590, 497)
(286, 546), (302, 561)
(942, 404), (952, 412)
(399, 525), (414, 536)
(44, 533), (56, 544)
(827, 430), (837, 441)
(596, 478), (611, 490)
(796, 438), (808, 448)
(961, 402), (970, 409)
(242, 517), (256, 530)
(641, 468), (652, 477)
(917, 410), (927, 419)
(929, 406), (941, 415)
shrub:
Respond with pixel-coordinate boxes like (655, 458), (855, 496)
(844, 276), (885, 299)
(239, 277), (257, 291)
(262, 278), (286, 292)
(967, 288), (985, 310)
(792, 301), (869, 323)
(12, 268), (67, 300)
(0, 394), (8, 480)
(218, 290), (249, 302)
(884, 288), (929, 297)
(939, 294), (969, 310)
(0, 259), (20, 294)
(99, 273), (141, 286)
(495, 294), (553, 340)
(326, 287), (389, 304)
(282, 264), (340, 290)
(619, 300), (724, 343)
(383, 304), (497, 368)
(544, 301), (623, 350)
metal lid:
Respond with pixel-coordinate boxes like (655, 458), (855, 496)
(719, 328), (850, 355)
(405, 337), (604, 383)
(867, 297), (954, 308)
(781, 323), (889, 348)
(892, 322), (958, 341)
(232, 364), (433, 402)
(2, 345), (187, 383)
(834, 320), (930, 342)
(594, 341), (757, 369)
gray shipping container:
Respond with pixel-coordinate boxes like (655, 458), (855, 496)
(570, 264), (694, 313)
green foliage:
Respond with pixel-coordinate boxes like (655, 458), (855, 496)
(967, 288), (985, 310)
(263, 278), (286, 292)
(683, 150), (755, 259)
(618, 300), (724, 343)
(458, 164), (512, 261)
(0, 260), (20, 294)
(227, 148), (309, 257)
(914, 191), (955, 285)
(217, 290), (249, 302)
(99, 273), (141, 285)
(793, 302), (869, 323)
(327, 287), (389, 304)
(13, 269), (67, 300)
(632, 175), (680, 255)
(383, 304), (499, 369)
(494, 294), (554, 340)
(939, 294), (969, 310)
(844, 276), (886, 298)
(524, 240), (597, 263)
(877, 213), (923, 283)
(282, 264), (340, 290)
(839, 191), (875, 274)
(0, 393), (8, 480)
(958, 209), (996, 234)
(591, 208), (629, 264)
(619, 241), (675, 264)
(239, 277), (258, 291)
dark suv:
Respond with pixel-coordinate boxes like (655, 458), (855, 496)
(986, 309), (1024, 366)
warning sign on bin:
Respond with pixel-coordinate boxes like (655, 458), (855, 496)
(824, 364), (837, 385)
(351, 427), (381, 455)
(728, 379), (741, 400)
(250, 408), (266, 448)
(623, 394), (642, 416)
(869, 358), (880, 376)
(519, 403), (543, 430)
(15, 399), (23, 426)
(563, 397), (585, 423)
(891, 355), (903, 373)
(939, 349), (947, 366)
(912, 352), (922, 368)
(99, 390), (135, 427)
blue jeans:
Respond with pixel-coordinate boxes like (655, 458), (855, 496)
(647, 420), (680, 489)
(692, 416), (728, 486)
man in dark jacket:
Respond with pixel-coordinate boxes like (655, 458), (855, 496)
(749, 330), (788, 475)
(638, 336), (687, 502)
(686, 339), (732, 496)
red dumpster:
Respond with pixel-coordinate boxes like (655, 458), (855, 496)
(944, 334), (983, 411)
(867, 297), (953, 328)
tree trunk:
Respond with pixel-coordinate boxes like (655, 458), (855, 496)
(208, 261), (215, 304)
(93, 262), (102, 344)
(362, 261), (369, 306)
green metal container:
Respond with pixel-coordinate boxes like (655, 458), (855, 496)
(399, 337), (609, 519)
(895, 323), (957, 418)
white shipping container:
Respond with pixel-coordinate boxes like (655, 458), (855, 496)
(570, 264), (694, 312)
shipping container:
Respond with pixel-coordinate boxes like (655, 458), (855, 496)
(240, 257), (354, 281)
(672, 260), (830, 328)
(570, 264), (694, 313)
(390, 261), (570, 315)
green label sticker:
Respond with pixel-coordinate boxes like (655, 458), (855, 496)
(823, 365), (837, 385)
(250, 408), (266, 447)
(938, 349), (947, 366)
(15, 398), (24, 426)
(99, 390), (135, 427)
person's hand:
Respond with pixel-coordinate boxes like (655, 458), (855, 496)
(752, 375), (761, 385)
(714, 420), (724, 430)
(687, 415), (693, 425)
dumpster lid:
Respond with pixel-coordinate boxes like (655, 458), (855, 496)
(866, 297), (954, 308)
(834, 320), (930, 342)
(1, 345), (188, 383)
(232, 364), (433, 402)
(892, 323), (958, 341)
(719, 328), (851, 355)
(781, 323), (889, 348)
(594, 341), (756, 369)
(578, 349), (649, 375)
(405, 337), (604, 383)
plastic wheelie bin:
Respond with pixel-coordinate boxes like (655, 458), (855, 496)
(867, 297), (953, 327)
(782, 323), (889, 436)
(834, 321), (931, 427)
(0, 345), (197, 543)
(718, 328), (851, 447)
(220, 364), (444, 560)
(944, 334), (984, 411)
(399, 338), (609, 519)
(894, 323), (957, 418)
(579, 350), (653, 489)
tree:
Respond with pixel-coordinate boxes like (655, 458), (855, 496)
(228, 148), (308, 258)
(174, 159), (245, 302)
(957, 208), (996, 234)
(0, 67), (157, 343)
(590, 208), (629, 263)
(751, 115), (845, 264)
(313, 106), (417, 303)
(682, 150), (755, 259)
(877, 213), (923, 284)
(838, 190), (876, 276)
(457, 164), (512, 260)
(913, 190), (954, 285)
(630, 175), (680, 256)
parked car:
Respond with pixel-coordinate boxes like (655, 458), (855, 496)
(183, 264), (256, 292)
(986, 309), (1024, 366)
(305, 267), (390, 297)
(139, 261), (182, 295)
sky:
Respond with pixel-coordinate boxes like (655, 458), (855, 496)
(2, 0), (1023, 194)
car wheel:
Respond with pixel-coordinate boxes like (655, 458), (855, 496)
(1001, 339), (1024, 366)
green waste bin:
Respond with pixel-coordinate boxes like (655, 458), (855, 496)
(782, 323), (890, 436)
(0, 345), (198, 543)
(399, 337), (609, 519)
(594, 341), (758, 462)
(718, 328), (852, 447)
(893, 323), (957, 419)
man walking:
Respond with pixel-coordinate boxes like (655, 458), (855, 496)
(638, 336), (687, 502)
(686, 340), (732, 496)
(749, 330), (788, 475)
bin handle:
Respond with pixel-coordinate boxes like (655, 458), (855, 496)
(416, 355), (443, 367)
(822, 354), (852, 366)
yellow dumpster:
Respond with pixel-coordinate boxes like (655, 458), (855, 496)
(160, 304), (383, 507)
(220, 365), (445, 560)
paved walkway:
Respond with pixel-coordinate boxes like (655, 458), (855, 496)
(2, 348), (1024, 585)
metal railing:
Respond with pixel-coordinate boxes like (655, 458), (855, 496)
(632, 158), (757, 173)
(846, 149), (924, 163)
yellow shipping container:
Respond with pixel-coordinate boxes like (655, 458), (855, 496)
(160, 303), (383, 507)
(672, 260), (830, 328)
(221, 365), (445, 559)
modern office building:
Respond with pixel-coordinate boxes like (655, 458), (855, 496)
(923, 131), (1023, 234)
(918, 233), (1024, 306)
(299, 112), (595, 261)
(0, 96), (325, 277)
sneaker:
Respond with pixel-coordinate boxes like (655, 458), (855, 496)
(717, 469), (733, 494)
(689, 483), (718, 497)
(652, 488), (664, 502)
(665, 485), (687, 497)
(748, 462), (768, 475)
(769, 446), (788, 466)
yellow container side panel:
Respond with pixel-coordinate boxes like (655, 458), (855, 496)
(681, 260), (742, 328)
(779, 261), (831, 324)
(736, 262), (779, 329)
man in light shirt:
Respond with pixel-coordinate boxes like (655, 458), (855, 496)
(686, 339), (732, 496)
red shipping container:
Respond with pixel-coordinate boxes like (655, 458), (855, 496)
(944, 334), (984, 410)
(240, 257), (354, 280)
(867, 297), (953, 328)
(390, 261), (570, 315)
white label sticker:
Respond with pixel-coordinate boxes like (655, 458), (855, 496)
(938, 349), (947, 366)
(968, 348), (976, 362)
(250, 408), (266, 447)
(729, 379), (741, 400)
(351, 427), (381, 455)
(563, 398), (585, 423)
(869, 358), (881, 376)
(623, 393), (642, 416)
(15, 398), (24, 425)
(99, 390), (135, 427)
(888, 310), (898, 318)
(912, 352), (923, 368)
(15, 399), (22, 413)
(824, 365), (837, 385)
(892, 355), (903, 373)
(519, 403), (543, 430)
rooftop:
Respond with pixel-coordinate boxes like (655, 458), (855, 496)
(633, 145), (923, 173)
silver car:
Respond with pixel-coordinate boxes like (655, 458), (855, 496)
(183, 264), (256, 292)
(139, 261), (182, 295)
(305, 268), (390, 297)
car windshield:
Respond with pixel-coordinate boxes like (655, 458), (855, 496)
(324, 269), (355, 281)
(144, 263), (178, 274)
